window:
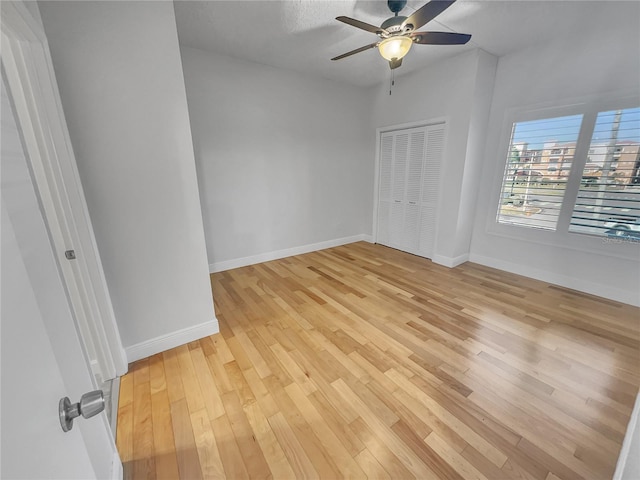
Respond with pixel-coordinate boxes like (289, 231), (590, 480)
(496, 106), (640, 240)
(569, 107), (640, 240)
(497, 114), (583, 230)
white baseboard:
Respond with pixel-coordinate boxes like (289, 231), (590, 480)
(614, 392), (640, 480)
(209, 234), (374, 273)
(432, 253), (470, 268)
(124, 317), (220, 363)
(469, 253), (639, 307)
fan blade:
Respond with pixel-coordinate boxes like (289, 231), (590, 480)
(331, 42), (379, 61)
(336, 16), (387, 35)
(402, 0), (456, 31)
(411, 31), (471, 45)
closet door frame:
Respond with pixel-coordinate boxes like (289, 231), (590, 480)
(372, 118), (448, 258)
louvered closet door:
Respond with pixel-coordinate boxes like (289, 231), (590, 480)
(376, 123), (444, 259)
(389, 131), (409, 248)
(377, 133), (393, 246)
(404, 129), (426, 254)
(418, 125), (444, 258)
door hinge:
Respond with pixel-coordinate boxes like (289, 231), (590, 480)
(65, 250), (76, 260)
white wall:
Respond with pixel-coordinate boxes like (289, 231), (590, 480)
(470, 6), (640, 306)
(452, 50), (497, 260)
(180, 47), (374, 271)
(39, 1), (217, 357)
(369, 49), (497, 266)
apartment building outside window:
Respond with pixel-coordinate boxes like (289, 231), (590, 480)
(496, 106), (640, 239)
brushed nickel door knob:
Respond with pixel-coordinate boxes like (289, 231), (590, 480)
(59, 390), (104, 432)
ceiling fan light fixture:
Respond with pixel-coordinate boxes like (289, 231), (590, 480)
(378, 35), (413, 61)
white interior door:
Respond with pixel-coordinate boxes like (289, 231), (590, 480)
(1, 0), (127, 388)
(1, 76), (120, 479)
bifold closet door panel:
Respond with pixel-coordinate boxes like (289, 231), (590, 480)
(377, 133), (394, 246)
(376, 123), (444, 259)
(417, 125), (444, 258)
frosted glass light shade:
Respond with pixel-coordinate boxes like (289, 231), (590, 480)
(378, 36), (413, 61)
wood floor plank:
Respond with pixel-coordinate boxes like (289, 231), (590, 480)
(170, 398), (203, 480)
(175, 344), (205, 414)
(349, 416), (415, 479)
(332, 377), (440, 479)
(284, 382), (366, 478)
(266, 376), (343, 478)
(219, 390), (272, 479)
(150, 390), (180, 480)
(131, 382), (155, 480)
(210, 413), (250, 480)
(425, 432), (490, 480)
(354, 447), (392, 480)
(132, 358), (150, 386)
(268, 411), (319, 479)
(116, 402), (133, 478)
(189, 346), (226, 421)
(190, 408), (225, 480)
(119, 369), (134, 408)
(161, 349), (185, 404)
(148, 353), (167, 396)
(242, 400), (297, 479)
(116, 242), (639, 480)
(306, 388), (365, 457)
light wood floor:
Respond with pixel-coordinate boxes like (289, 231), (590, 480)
(117, 242), (640, 479)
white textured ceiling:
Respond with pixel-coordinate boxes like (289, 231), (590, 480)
(174, 0), (638, 88)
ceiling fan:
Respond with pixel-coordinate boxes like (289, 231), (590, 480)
(331, 0), (471, 70)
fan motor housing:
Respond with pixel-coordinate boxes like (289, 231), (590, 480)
(381, 15), (409, 34)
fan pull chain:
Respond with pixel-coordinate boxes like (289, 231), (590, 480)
(389, 69), (395, 96)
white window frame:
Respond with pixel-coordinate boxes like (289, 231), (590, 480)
(485, 90), (639, 259)
(496, 111), (585, 231)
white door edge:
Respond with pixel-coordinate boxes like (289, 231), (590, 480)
(1, 0), (127, 382)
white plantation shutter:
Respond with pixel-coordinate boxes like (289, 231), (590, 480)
(569, 108), (640, 238)
(496, 114), (583, 231)
(494, 106), (639, 240)
(376, 123), (444, 258)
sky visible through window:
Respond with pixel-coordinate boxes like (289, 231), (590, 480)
(511, 108), (640, 150)
(592, 107), (640, 144)
(511, 115), (583, 150)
